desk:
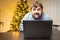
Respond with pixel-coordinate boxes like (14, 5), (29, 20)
(0, 29), (60, 40)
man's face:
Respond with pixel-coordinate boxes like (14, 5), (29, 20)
(31, 6), (43, 19)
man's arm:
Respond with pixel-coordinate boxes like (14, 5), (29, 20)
(19, 13), (29, 31)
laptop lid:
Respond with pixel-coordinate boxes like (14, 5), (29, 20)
(23, 20), (53, 39)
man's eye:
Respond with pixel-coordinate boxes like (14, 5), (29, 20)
(38, 9), (41, 10)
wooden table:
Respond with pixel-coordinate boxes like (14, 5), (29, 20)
(0, 29), (60, 40)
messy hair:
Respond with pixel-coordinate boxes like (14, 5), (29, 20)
(30, 0), (43, 9)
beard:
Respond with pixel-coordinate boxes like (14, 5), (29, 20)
(32, 13), (42, 20)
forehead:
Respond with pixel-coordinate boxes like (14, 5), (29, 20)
(32, 6), (41, 9)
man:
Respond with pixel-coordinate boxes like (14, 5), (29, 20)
(19, 1), (52, 31)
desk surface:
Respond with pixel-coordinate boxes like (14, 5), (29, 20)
(0, 29), (60, 40)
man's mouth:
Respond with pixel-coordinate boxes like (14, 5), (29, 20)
(34, 13), (39, 15)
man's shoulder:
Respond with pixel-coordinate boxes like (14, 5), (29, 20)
(25, 12), (32, 16)
(43, 13), (49, 17)
(42, 13), (52, 20)
(21, 12), (32, 20)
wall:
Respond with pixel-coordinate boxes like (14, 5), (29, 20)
(44, 0), (60, 25)
(0, 0), (19, 32)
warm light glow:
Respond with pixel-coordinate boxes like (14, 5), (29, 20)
(12, 31), (20, 40)
(0, 0), (19, 32)
(12, 32), (19, 37)
(0, 0), (42, 32)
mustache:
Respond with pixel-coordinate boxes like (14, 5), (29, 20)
(34, 13), (39, 15)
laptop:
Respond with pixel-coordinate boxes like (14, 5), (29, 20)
(23, 20), (53, 39)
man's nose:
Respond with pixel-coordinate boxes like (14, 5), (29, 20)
(35, 10), (38, 12)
